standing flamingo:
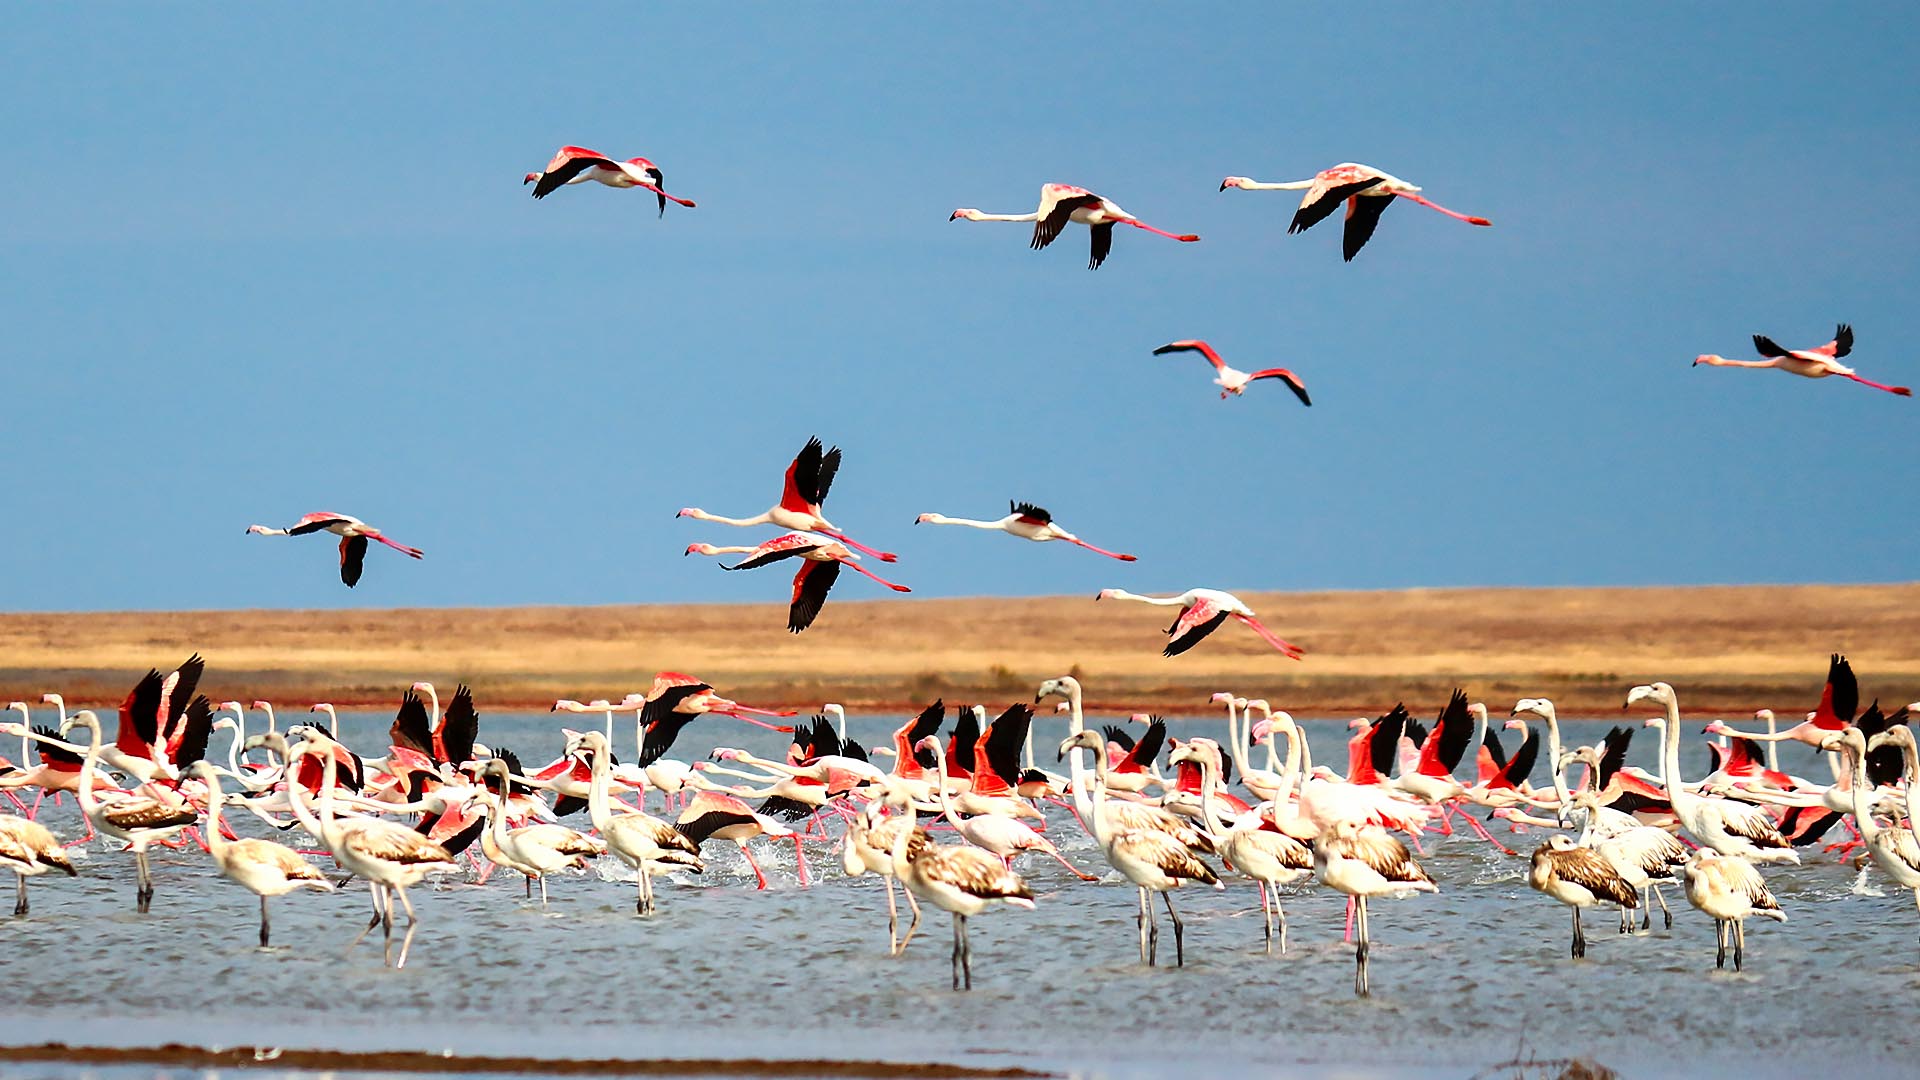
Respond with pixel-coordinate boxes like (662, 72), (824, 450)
(677, 437), (897, 562)
(949, 184), (1199, 270)
(245, 513), (424, 587)
(187, 761), (333, 946)
(1682, 850), (1786, 971)
(1151, 341), (1311, 405)
(0, 814), (76, 915)
(686, 532), (911, 632)
(914, 502), (1137, 561)
(1694, 325), (1910, 397)
(884, 770), (1036, 991)
(1528, 835), (1638, 959)
(522, 146), (697, 214)
(1221, 163), (1491, 261)
(1096, 588), (1305, 659)
(1314, 818), (1437, 996)
(56, 712), (198, 912)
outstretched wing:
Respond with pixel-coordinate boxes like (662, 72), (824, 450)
(1341, 192), (1393, 261)
(1010, 501), (1052, 525)
(781, 437), (839, 511)
(1826, 323), (1854, 358)
(1032, 192), (1100, 251)
(1289, 176), (1386, 235)
(440, 684), (478, 766)
(1087, 222), (1114, 269)
(1247, 368), (1311, 406)
(390, 690), (434, 759)
(1164, 598), (1229, 658)
(788, 559), (840, 633)
(1751, 334), (1790, 359)
(531, 146), (615, 199)
(1153, 340), (1226, 371)
(724, 534), (823, 571)
(339, 535), (369, 587)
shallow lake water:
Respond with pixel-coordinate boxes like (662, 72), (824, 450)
(5, 708), (1915, 1080)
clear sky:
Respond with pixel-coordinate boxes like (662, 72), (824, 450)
(2, 4), (1914, 613)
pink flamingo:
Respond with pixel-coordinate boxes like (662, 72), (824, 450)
(1222, 163), (1490, 261)
(914, 501), (1137, 561)
(523, 146), (697, 215)
(245, 513), (423, 588)
(1151, 340), (1310, 404)
(1694, 325), (1910, 397)
(949, 183), (1199, 270)
(1095, 588), (1305, 660)
(677, 436), (897, 562)
(686, 532), (910, 632)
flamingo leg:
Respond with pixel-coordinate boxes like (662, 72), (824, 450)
(30, 789), (46, 818)
(1841, 372), (1913, 396)
(1354, 896), (1371, 997)
(1043, 846), (1100, 882)
(1119, 218), (1201, 242)
(741, 842), (769, 889)
(1274, 884), (1290, 954)
(812, 528), (898, 563)
(1395, 191), (1492, 226)
(349, 882), (385, 953)
(884, 876), (899, 954)
(259, 895), (272, 948)
(392, 886), (421, 969)
(13, 873), (26, 917)
(2, 790), (26, 815)
(1232, 614), (1305, 660)
(897, 880), (922, 954)
(1344, 894), (1356, 943)
(792, 833), (812, 887)
(840, 561), (912, 592)
(1065, 538), (1137, 562)
(1458, 811), (1517, 855)
(1258, 881), (1273, 953)
(1732, 918), (1746, 972)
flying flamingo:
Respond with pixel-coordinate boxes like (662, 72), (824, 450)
(522, 146), (697, 215)
(1095, 588), (1305, 660)
(677, 437), (897, 563)
(949, 183), (1199, 270)
(1221, 163), (1491, 261)
(634, 672), (796, 768)
(914, 502), (1137, 561)
(1694, 324), (1910, 397)
(1151, 341), (1311, 405)
(245, 513), (424, 587)
(686, 532), (910, 632)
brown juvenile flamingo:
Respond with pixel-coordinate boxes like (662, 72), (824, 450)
(523, 145), (697, 214)
(1151, 340), (1310, 405)
(245, 513), (424, 587)
(1222, 163), (1490, 261)
(1694, 324), (1910, 397)
(914, 502), (1136, 561)
(677, 437), (897, 562)
(686, 532), (910, 632)
(949, 183), (1199, 269)
(1095, 588), (1305, 660)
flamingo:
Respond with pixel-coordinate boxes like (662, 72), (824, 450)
(0, 814), (76, 915)
(56, 712), (198, 911)
(1095, 588), (1305, 660)
(948, 183), (1199, 270)
(1528, 834), (1639, 959)
(473, 760), (606, 906)
(634, 672), (795, 768)
(686, 532), (910, 632)
(677, 437), (897, 563)
(676, 780), (799, 891)
(1694, 324), (1910, 397)
(1170, 738), (1312, 954)
(1150, 341), (1311, 405)
(1628, 683), (1798, 863)
(1221, 163), (1491, 261)
(842, 796), (928, 955)
(1313, 818), (1437, 996)
(883, 770), (1035, 991)
(919, 737), (1097, 881)
(568, 731), (702, 915)
(914, 502), (1137, 561)
(1682, 850), (1786, 971)
(522, 145), (696, 215)
(245, 513), (424, 587)
(186, 762), (333, 947)
(1824, 728), (1920, 947)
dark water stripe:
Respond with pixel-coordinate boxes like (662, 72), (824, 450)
(0, 1043), (1055, 1079)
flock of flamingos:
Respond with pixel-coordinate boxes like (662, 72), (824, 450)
(1, 654), (1916, 996)
(4, 144), (1912, 1008)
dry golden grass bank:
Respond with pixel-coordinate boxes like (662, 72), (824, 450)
(2, 583), (1915, 715)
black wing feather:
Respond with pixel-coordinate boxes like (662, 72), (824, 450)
(440, 684), (478, 766)
(1009, 501), (1052, 525)
(1288, 178), (1387, 235)
(531, 154), (609, 199)
(340, 535), (369, 587)
(1087, 222), (1114, 269)
(1832, 323), (1854, 358)
(982, 704), (1033, 783)
(1341, 193), (1394, 261)
(390, 690), (433, 759)
(172, 695), (214, 770)
(1031, 193), (1100, 251)
(1752, 334), (1789, 358)
(1434, 689), (1474, 773)
(1370, 705), (1408, 778)
(1163, 609), (1229, 657)
(788, 560), (840, 633)
(32, 726), (81, 766)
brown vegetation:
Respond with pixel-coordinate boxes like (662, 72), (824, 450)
(1, 583), (1915, 715)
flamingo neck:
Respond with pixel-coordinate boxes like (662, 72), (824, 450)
(203, 773), (228, 856)
(586, 744), (614, 831)
(964, 211), (1040, 223)
(1843, 743), (1879, 845)
(1235, 179), (1313, 190)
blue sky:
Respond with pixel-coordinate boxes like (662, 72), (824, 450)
(2, 4), (1914, 612)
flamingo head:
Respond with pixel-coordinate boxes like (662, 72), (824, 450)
(1219, 176), (1251, 191)
(1692, 354), (1728, 367)
(211, 717), (237, 732)
(675, 507), (701, 519)
(1502, 717), (1526, 733)
(710, 748), (743, 762)
(1094, 589), (1123, 601)
(1753, 709), (1775, 722)
(1818, 728), (1863, 755)
(1511, 698), (1554, 721)
(913, 513), (938, 524)
(1347, 717), (1369, 732)
(1034, 676), (1078, 704)
(523, 171), (540, 185)
(1625, 682), (1674, 713)
(948, 208), (982, 222)
(685, 543), (720, 557)
(1702, 719), (1731, 736)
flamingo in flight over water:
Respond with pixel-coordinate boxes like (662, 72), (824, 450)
(1151, 340), (1311, 405)
(914, 502), (1137, 561)
(949, 184), (1199, 269)
(522, 146), (697, 215)
(1095, 588), (1305, 660)
(246, 513), (423, 588)
(686, 532), (911, 632)
(1693, 325), (1910, 397)
(678, 437), (897, 563)
(1221, 164), (1491, 261)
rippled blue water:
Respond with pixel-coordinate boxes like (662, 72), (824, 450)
(4, 708), (1913, 1080)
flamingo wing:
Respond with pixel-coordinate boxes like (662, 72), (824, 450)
(288, 513), (352, 536)
(788, 559), (841, 633)
(167, 695), (214, 769)
(1813, 653), (1858, 729)
(1031, 193), (1100, 251)
(1123, 718), (1167, 770)
(118, 670), (164, 758)
(1247, 368), (1311, 406)
(338, 535), (369, 587)
(780, 436), (839, 512)
(439, 684), (478, 766)
(1010, 501), (1052, 526)
(1341, 192), (1394, 261)
(30, 726), (80, 767)
(724, 534), (823, 571)
(389, 690), (434, 759)
(1087, 222), (1114, 269)
(1751, 334), (1790, 359)
(1152, 340), (1227, 371)
(1163, 597), (1228, 657)
(1811, 323), (1854, 359)
(1289, 176), (1386, 235)
(530, 146), (615, 199)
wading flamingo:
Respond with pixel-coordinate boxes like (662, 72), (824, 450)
(914, 502), (1137, 561)
(677, 437), (897, 562)
(886, 768), (1035, 991)
(1528, 834), (1638, 959)
(1694, 325), (1910, 397)
(1682, 850), (1786, 971)
(245, 513), (424, 587)
(686, 532), (910, 632)
(187, 761), (333, 946)
(1096, 588), (1305, 660)
(1151, 341), (1310, 405)
(949, 183), (1199, 270)
(523, 145), (696, 214)
(0, 814), (75, 915)
(1222, 163), (1490, 261)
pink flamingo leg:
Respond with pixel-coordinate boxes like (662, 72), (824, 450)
(815, 529), (898, 563)
(368, 535), (425, 559)
(793, 834), (812, 886)
(1343, 895), (1356, 943)
(741, 843), (769, 890)
(30, 789), (47, 818)
(1842, 373), (1913, 396)
(3, 789), (27, 815)
(1067, 538), (1137, 562)
(1461, 810), (1517, 856)
(840, 562), (912, 592)
(1044, 846), (1101, 882)
(637, 181), (697, 208)
(1120, 219), (1201, 242)
(1233, 614), (1306, 661)
(1396, 192), (1492, 226)
(721, 710), (796, 733)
